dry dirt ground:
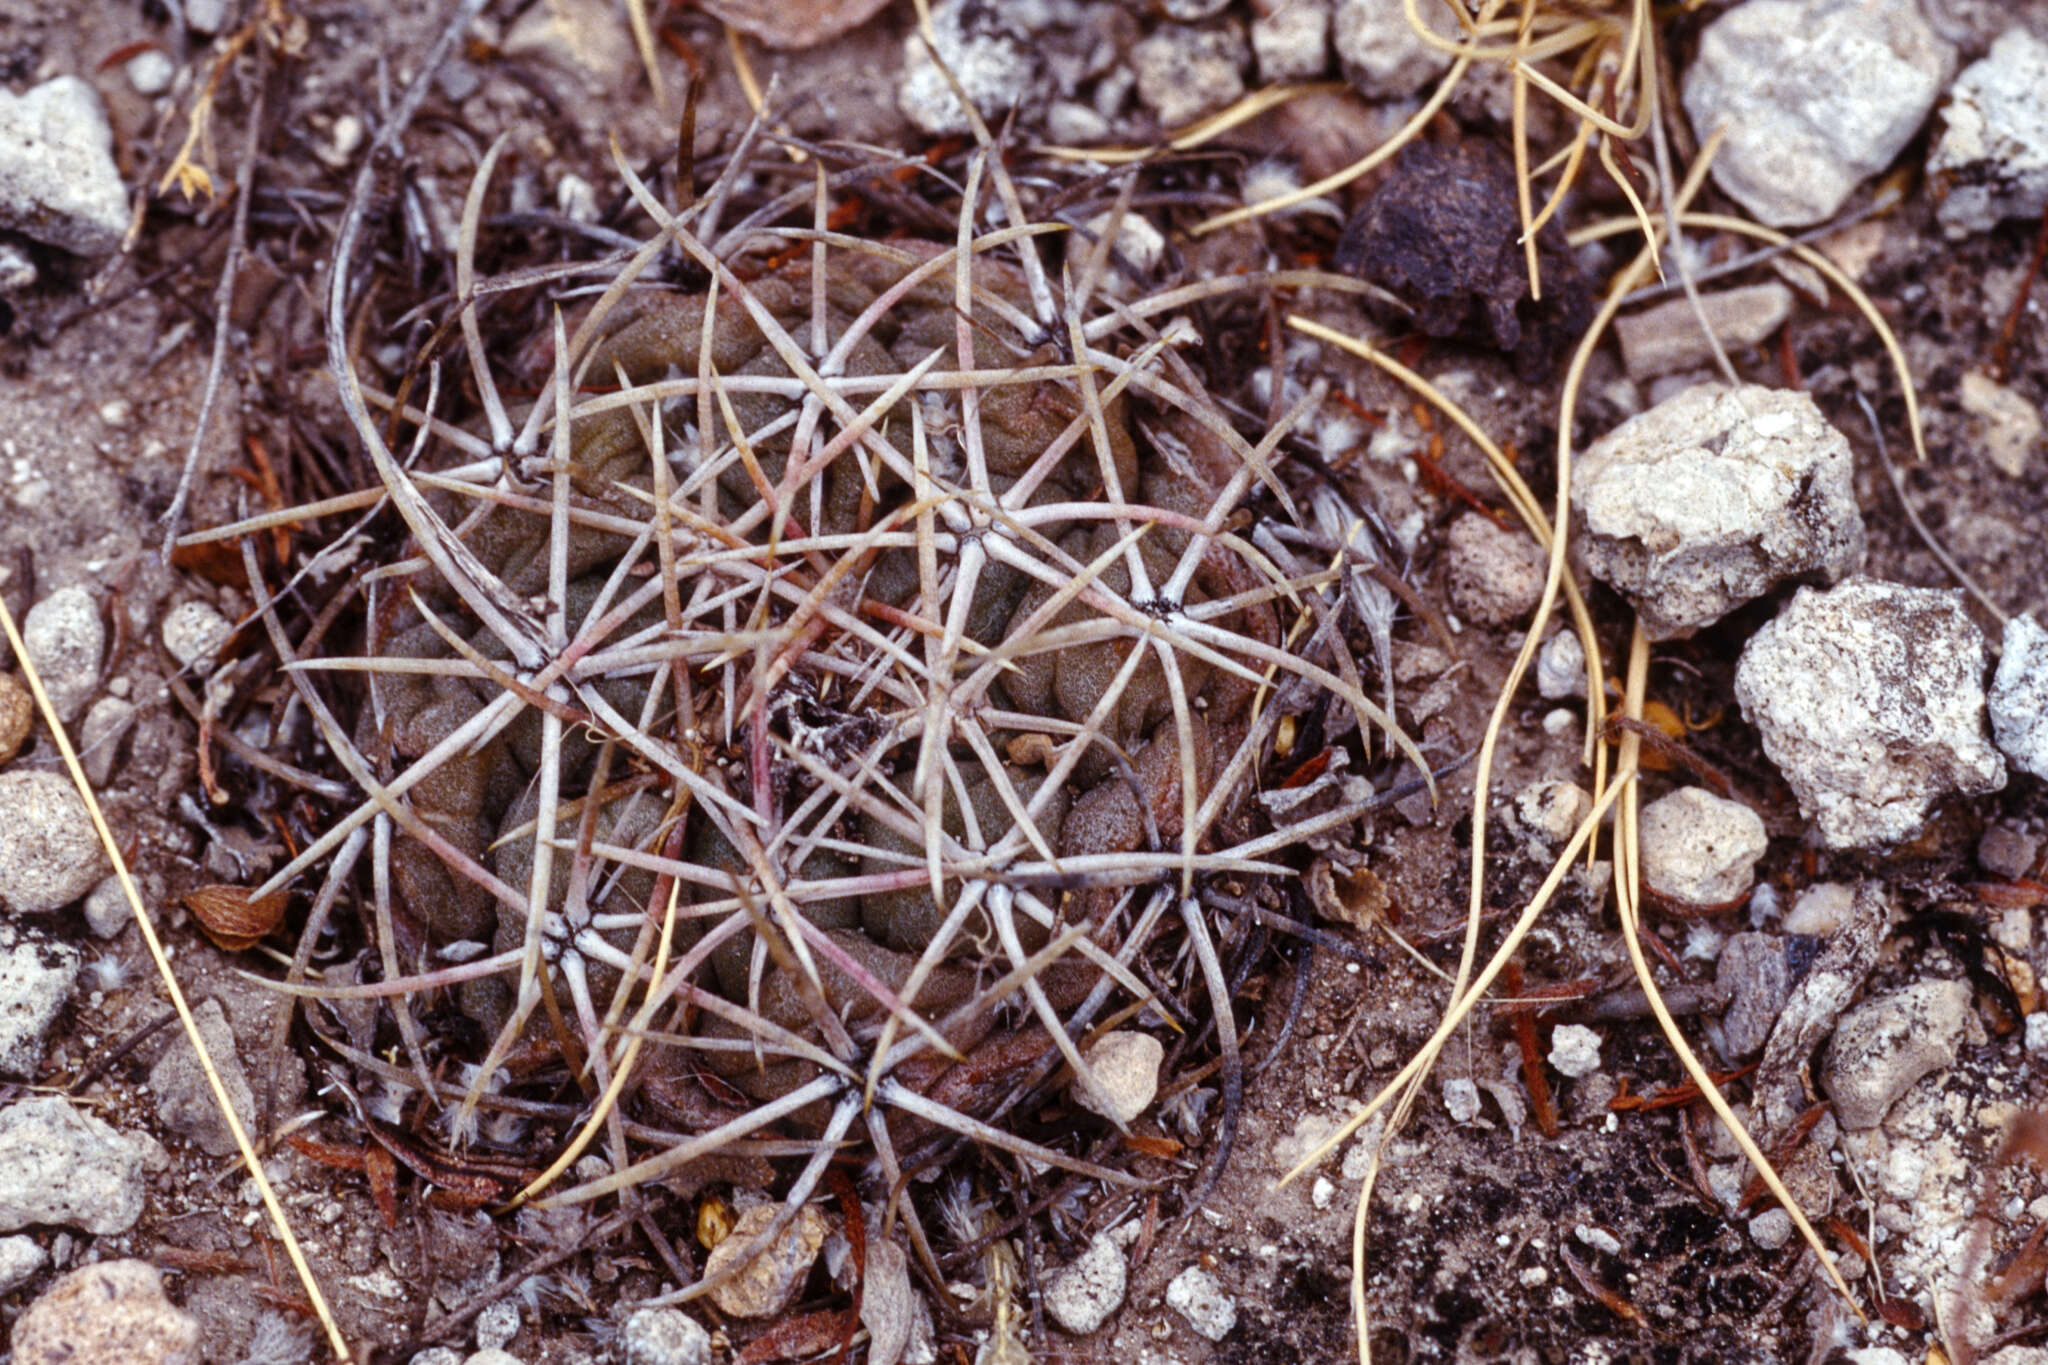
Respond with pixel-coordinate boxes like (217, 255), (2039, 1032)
(1, 2), (2045, 1364)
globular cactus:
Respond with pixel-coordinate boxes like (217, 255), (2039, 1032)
(247, 126), (1425, 1303)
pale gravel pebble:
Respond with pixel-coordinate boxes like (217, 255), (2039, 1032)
(125, 49), (175, 96)
(0, 770), (110, 913)
(11, 1261), (199, 1365)
(1513, 780), (1591, 847)
(1783, 881), (1855, 936)
(0, 1095), (150, 1234)
(1073, 1030), (1163, 1126)
(77, 696), (136, 786)
(1978, 824), (2039, 880)
(21, 587), (103, 721)
(859, 1241), (916, 1365)
(1130, 21), (1248, 130)
(1445, 512), (1545, 626)
(1716, 932), (1789, 1059)
(1735, 580), (2006, 849)
(1681, 0), (1954, 227)
(1613, 285), (1793, 380)
(0, 920), (81, 1079)
(1250, 0), (1330, 83)
(160, 600), (232, 670)
(1637, 787), (1768, 905)
(0, 1231), (47, 1295)
(1442, 1076), (1481, 1124)
(1535, 629), (1585, 700)
(622, 1307), (710, 1365)
(1748, 1208), (1794, 1250)
(0, 80), (130, 256)
(1165, 1265), (1236, 1341)
(0, 670), (30, 762)
(1045, 1232), (1127, 1335)
(1990, 614), (2048, 779)
(409, 1351), (464, 1365)
(704, 1203), (828, 1318)
(474, 1301), (520, 1352)
(148, 998), (257, 1157)
(183, 0), (230, 33)
(463, 1352), (524, 1365)
(1930, 28), (2048, 237)
(1960, 370), (2043, 477)
(1983, 1349), (2048, 1365)
(1821, 979), (1975, 1128)
(897, 0), (1037, 136)
(1332, 0), (1454, 98)
(83, 875), (132, 938)
(1547, 1024), (1602, 1079)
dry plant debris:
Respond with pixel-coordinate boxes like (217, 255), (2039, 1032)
(3, 0), (2035, 1359)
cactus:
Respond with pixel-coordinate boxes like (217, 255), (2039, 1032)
(240, 116), (1427, 1305)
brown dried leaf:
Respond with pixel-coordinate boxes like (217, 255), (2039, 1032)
(699, 0), (894, 50)
(183, 883), (286, 951)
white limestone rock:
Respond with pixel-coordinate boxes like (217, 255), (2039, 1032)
(0, 78), (129, 256)
(1930, 29), (2048, 238)
(1166, 1265), (1237, 1341)
(1638, 787), (1768, 906)
(622, 1307), (710, 1365)
(1735, 580), (2005, 848)
(1131, 21), (1249, 130)
(1252, 0), (1331, 83)
(0, 1096), (149, 1234)
(1821, 979), (1974, 1128)
(0, 770), (110, 913)
(1332, 0), (1457, 98)
(1990, 614), (2048, 779)
(0, 921), (81, 1079)
(1547, 1023), (1602, 1079)
(1573, 384), (1864, 639)
(898, 0), (1039, 137)
(1046, 1232), (1127, 1335)
(1681, 0), (1955, 227)
(20, 587), (103, 722)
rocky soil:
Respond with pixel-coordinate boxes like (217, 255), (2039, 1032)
(1, 1), (2046, 1363)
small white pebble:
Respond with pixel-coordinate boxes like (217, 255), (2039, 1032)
(1748, 1208), (1793, 1250)
(1165, 1266), (1236, 1341)
(474, 1300), (520, 1352)
(2026, 1012), (2048, 1055)
(1311, 1177), (1334, 1210)
(1536, 629), (1587, 700)
(1442, 1076), (1481, 1124)
(332, 114), (364, 161)
(161, 600), (232, 669)
(557, 173), (598, 224)
(1574, 1223), (1622, 1256)
(126, 49), (175, 96)
(1548, 1024), (1602, 1079)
